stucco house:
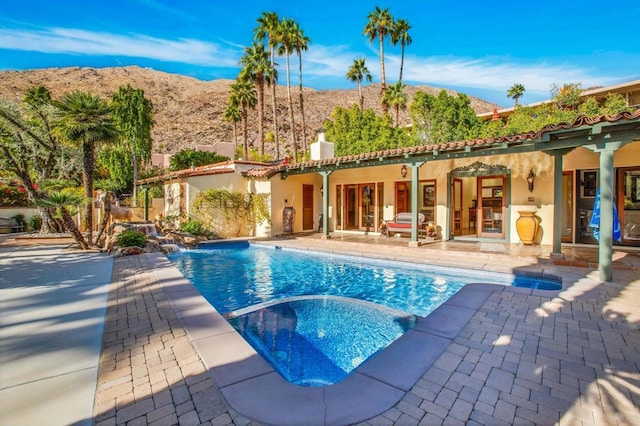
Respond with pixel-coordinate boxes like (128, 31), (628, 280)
(138, 108), (640, 281)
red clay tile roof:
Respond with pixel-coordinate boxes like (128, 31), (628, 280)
(243, 109), (640, 179)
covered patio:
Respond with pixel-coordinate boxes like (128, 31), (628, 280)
(277, 110), (640, 282)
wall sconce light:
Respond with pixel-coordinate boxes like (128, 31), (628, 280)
(400, 165), (408, 178)
(320, 186), (324, 195)
(527, 169), (536, 192)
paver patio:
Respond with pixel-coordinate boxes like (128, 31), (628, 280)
(91, 237), (640, 425)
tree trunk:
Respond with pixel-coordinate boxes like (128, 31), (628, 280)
(399, 44), (405, 83)
(257, 79), (265, 156)
(232, 122), (238, 158)
(270, 48), (280, 160)
(298, 52), (308, 155)
(61, 207), (89, 250)
(95, 193), (112, 247)
(379, 31), (388, 113)
(82, 140), (95, 245)
(242, 107), (249, 160)
(132, 148), (138, 207)
(285, 51), (298, 163)
(358, 82), (364, 112)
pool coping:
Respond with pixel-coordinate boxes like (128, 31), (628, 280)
(144, 251), (562, 426)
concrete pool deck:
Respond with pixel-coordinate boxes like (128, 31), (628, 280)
(1, 234), (639, 425)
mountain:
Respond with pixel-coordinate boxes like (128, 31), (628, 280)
(0, 66), (498, 155)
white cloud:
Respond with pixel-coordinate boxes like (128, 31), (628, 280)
(398, 55), (612, 95)
(301, 45), (617, 99)
(0, 27), (239, 67)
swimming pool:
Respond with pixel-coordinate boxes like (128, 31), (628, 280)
(167, 241), (560, 317)
(167, 241), (560, 385)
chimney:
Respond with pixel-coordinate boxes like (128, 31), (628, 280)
(310, 128), (334, 160)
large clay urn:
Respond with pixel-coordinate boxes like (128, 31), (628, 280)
(516, 210), (541, 245)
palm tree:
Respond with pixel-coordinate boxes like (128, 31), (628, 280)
(364, 6), (395, 101)
(223, 103), (241, 157)
(240, 42), (271, 156)
(383, 82), (407, 127)
(229, 78), (257, 160)
(276, 17), (299, 162)
(254, 12), (281, 159)
(391, 18), (412, 83)
(507, 83), (526, 107)
(52, 91), (118, 245)
(292, 22), (311, 155)
(37, 190), (89, 250)
(346, 58), (373, 112)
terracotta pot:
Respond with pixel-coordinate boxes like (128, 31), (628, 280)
(516, 210), (541, 245)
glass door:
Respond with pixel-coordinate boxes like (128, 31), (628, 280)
(618, 167), (640, 246)
(345, 184), (357, 230)
(561, 171), (574, 242)
(478, 176), (505, 239)
(451, 178), (462, 235)
(360, 183), (375, 231)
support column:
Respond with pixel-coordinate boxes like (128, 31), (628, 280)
(544, 148), (574, 257)
(552, 153), (563, 254)
(321, 171), (331, 239)
(597, 147), (616, 281)
(143, 187), (149, 221)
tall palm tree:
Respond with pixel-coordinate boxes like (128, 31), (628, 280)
(276, 17), (299, 162)
(52, 91), (118, 245)
(507, 83), (526, 107)
(240, 42), (271, 156)
(383, 82), (407, 127)
(223, 103), (241, 157)
(346, 58), (373, 112)
(391, 18), (412, 83)
(229, 78), (257, 160)
(364, 6), (395, 101)
(292, 22), (311, 155)
(254, 12), (281, 159)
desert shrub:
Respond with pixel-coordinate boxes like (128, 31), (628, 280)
(180, 219), (207, 236)
(116, 230), (147, 248)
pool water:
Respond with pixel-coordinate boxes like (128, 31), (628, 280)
(167, 241), (560, 386)
(167, 241), (560, 317)
(227, 296), (417, 386)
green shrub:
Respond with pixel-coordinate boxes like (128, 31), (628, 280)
(116, 230), (147, 248)
(29, 214), (42, 231)
(180, 219), (207, 236)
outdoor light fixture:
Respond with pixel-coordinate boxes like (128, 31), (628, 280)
(527, 169), (536, 192)
(401, 165), (408, 178)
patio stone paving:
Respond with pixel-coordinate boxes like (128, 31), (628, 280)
(92, 237), (640, 425)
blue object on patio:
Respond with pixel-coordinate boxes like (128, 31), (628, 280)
(588, 188), (622, 242)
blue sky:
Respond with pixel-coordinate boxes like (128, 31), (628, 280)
(1, 0), (639, 107)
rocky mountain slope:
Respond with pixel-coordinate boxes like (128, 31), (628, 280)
(0, 66), (498, 155)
